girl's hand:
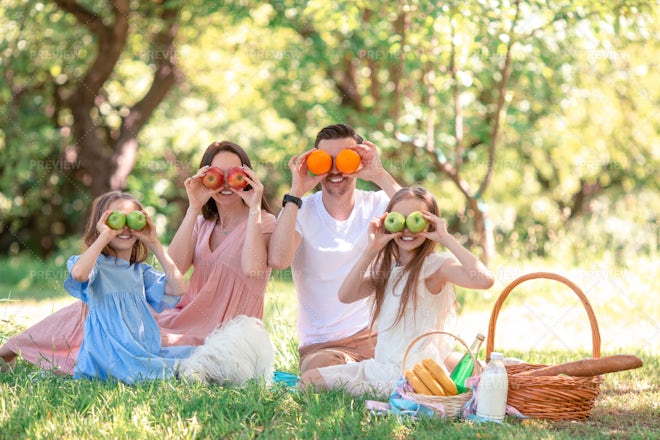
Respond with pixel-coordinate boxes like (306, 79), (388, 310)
(184, 166), (218, 211)
(233, 165), (263, 212)
(132, 213), (161, 251)
(367, 213), (401, 251)
(97, 210), (124, 242)
(289, 150), (326, 197)
(418, 211), (450, 243)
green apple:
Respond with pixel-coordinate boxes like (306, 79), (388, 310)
(106, 210), (127, 230)
(126, 210), (147, 231)
(405, 211), (428, 233)
(384, 212), (406, 233)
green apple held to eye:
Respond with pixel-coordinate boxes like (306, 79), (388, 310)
(405, 211), (428, 233)
(384, 212), (406, 233)
(126, 210), (147, 231)
(106, 210), (127, 230)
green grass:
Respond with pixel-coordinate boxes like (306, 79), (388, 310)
(1, 348), (657, 439)
(1, 257), (659, 439)
(0, 254), (69, 303)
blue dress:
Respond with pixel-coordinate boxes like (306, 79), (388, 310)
(64, 254), (195, 384)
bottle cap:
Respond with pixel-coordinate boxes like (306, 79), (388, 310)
(490, 352), (504, 360)
(476, 333), (485, 341)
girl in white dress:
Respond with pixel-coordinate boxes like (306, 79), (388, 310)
(300, 187), (494, 398)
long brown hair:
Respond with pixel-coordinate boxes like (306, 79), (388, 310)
(83, 191), (149, 264)
(198, 141), (273, 220)
(370, 187), (439, 329)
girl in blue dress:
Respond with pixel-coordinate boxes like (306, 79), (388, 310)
(65, 191), (194, 384)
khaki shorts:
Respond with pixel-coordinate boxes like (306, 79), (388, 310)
(298, 328), (377, 374)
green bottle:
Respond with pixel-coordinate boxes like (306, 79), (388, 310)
(450, 333), (485, 393)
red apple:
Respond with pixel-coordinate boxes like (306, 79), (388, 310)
(227, 167), (249, 190)
(201, 167), (224, 189)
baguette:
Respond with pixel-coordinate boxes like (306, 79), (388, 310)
(413, 363), (446, 396)
(405, 369), (433, 395)
(517, 355), (643, 377)
(422, 358), (458, 396)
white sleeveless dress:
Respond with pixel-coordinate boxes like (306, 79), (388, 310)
(318, 252), (458, 398)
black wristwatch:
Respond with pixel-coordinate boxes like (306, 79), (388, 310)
(282, 194), (302, 209)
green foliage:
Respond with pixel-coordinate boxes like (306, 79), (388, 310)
(0, 0), (658, 263)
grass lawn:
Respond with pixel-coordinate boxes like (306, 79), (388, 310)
(1, 257), (659, 439)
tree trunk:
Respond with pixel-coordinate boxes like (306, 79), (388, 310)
(467, 197), (496, 264)
(54, 0), (181, 197)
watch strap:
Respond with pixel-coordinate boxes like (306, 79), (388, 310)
(282, 194), (303, 209)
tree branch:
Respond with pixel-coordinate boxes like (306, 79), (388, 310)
(336, 55), (363, 111)
(122, 5), (181, 136)
(55, 0), (129, 106)
(449, 14), (465, 172)
(477, 0), (521, 198)
(51, 0), (106, 35)
(111, 4), (182, 190)
(389, 2), (408, 122)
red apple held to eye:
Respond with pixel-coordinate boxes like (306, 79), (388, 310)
(201, 167), (224, 190)
(227, 166), (249, 190)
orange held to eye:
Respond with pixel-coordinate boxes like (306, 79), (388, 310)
(336, 149), (361, 174)
(306, 150), (332, 175)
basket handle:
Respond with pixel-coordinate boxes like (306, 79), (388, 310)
(401, 330), (482, 376)
(485, 272), (601, 360)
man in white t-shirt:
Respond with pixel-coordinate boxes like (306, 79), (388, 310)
(269, 124), (400, 373)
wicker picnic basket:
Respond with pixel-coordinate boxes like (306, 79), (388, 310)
(401, 330), (482, 418)
(485, 272), (604, 420)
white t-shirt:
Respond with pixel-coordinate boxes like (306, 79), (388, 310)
(292, 189), (390, 346)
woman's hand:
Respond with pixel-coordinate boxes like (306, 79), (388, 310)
(184, 166), (218, 212)
(233, 165), (263, 212)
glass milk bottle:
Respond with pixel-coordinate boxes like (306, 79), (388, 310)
(476, 352), (508, 422)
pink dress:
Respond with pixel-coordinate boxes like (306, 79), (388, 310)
(2, 212), (276, 374)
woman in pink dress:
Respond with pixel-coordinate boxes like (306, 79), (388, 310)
(0, 141), (276, 374)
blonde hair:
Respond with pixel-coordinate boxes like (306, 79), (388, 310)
(83, 191), (148, 264)
(370, 187), (439, 329)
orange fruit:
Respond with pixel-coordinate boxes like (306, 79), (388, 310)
(306, 150), (332, 175)
(336, 149), (361, 174)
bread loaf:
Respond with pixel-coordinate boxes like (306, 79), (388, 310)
(517, 355), (643, 377)
(413, 363), (446, 396)
(405, 369), (433, 395)
(422, 358), (458, 395)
